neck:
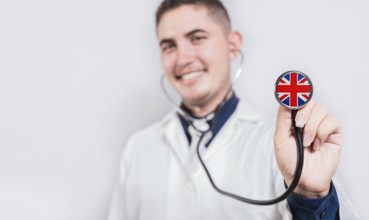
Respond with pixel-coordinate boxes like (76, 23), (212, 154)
(183, 89), (233, 118)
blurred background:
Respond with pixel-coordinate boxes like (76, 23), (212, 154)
(0, 0), (367, 219)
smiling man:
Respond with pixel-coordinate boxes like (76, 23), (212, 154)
(157, 2), (239, 116)
(108, 0), (358, 219)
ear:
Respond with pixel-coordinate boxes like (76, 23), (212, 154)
(227, 31), (243, 60)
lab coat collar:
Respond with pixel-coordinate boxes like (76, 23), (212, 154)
(158, 100), (264, 177)
(178, 94), (240, 147)
(159, 100), (263, 131)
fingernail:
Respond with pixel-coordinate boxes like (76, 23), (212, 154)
(296, 112), (307, 128)
(303, 132), (312, 147)
(313, 139), (321, 150)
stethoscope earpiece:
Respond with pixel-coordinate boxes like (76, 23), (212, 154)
(275, 71), (313, 110)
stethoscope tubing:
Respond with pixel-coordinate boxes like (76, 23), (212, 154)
(195, 110), (304, 205)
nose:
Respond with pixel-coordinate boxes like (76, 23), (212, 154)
(176, 41), (196, 68)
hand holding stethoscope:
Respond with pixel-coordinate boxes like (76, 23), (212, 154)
(274, 90), (342, 199)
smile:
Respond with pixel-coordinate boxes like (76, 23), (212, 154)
(176, 68), (207, 81)
(180, 71), (204, 80)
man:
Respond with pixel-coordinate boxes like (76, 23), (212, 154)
(108, 0), (358, 219)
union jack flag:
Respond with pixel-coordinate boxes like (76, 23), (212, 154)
(275, 71), (313, 109)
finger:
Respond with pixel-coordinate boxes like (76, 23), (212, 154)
(303, 104), (328, 147)
(313, 114), (342, 150)
(295, 99), (316, 128)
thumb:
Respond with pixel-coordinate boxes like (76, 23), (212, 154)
(275, 106), (293, 143)
(275, 99), (316, 144)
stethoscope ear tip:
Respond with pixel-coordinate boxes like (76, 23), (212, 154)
(274, 70), (313, 110)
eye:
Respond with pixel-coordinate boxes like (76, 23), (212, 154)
(192, 35), (206, 44)
(162, 42), (176, 53)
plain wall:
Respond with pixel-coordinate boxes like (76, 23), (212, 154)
(0, 0), (367, 219)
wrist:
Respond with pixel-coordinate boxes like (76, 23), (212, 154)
(284, 180), (331, 198)
(293, 186), (330, 198)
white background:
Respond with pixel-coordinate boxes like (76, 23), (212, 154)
(0, 0), (367, 219)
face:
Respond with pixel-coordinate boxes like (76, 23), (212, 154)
(157, 5), (240, 110)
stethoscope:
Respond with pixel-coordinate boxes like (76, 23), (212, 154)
(161, 51), (313, 205)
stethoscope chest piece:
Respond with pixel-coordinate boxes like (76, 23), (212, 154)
(275, 71), (313, 110)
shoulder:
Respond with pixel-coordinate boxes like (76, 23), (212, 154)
(120, 109), (180, 171)
(123, 109), (177, 155)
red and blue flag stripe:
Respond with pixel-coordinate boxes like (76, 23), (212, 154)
(275, 71), (313, 109)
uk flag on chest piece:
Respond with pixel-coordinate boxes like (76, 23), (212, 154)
(275, 71), (313, 109)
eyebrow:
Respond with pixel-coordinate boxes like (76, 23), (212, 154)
(185, 29), (207, 38)
(159, 29), (208, 47)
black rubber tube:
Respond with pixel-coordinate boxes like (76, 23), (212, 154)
(196, 110), (304, 205)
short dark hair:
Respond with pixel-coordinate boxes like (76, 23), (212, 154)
(156, 0), (231, 32)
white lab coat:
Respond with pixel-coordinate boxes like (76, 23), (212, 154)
(108, 101), (359, 220)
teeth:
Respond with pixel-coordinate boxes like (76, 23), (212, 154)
(181, 71), (203, 80)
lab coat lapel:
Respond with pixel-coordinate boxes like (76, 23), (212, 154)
(160, 102), (263, 180)
(192, 117), (237, 178)
(193, 101), (263, 177)
(160, 110), (193, 178)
